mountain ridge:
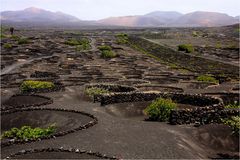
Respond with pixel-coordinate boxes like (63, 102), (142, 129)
(1, 7), (238, 27)
(1, 7), (80, 22)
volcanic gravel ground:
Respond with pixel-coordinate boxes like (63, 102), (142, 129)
(1, 28), (239, 159)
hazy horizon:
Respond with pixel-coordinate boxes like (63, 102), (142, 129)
(1, 0), (239, 20)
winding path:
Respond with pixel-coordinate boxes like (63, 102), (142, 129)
(1, 55), (56, 75)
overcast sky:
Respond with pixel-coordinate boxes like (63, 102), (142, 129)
(1, 0), (239, 20)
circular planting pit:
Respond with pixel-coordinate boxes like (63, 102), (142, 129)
(5, 148), (116, 159)
(1, 73), (27, 82)
(98, 92), (222, 106)
(30, 71), (60, 79)
(85, 83), (137, 93)
(97, 92), (227, 124)
(93, 77), (120, 83)
(117, 79), (150, 86)
(193, 124), (239, 156)
(67, 76), (93, 82)
(105, 101), (204, 120)
(180, 81), (216, 89)
(1, 94), (53, 111)
(204, 92), (239, 105)
(135, 84), (183, 93)
(1, 73), (27, 88)
(143, 76), (179, 84)
(20, 80), (64, 94)
(1, 108), (97, 147)
(105, 101), (150, 120)
(85, 83), (138, 102)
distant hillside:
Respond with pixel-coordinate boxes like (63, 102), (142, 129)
(174, 11), (238, 27)
(98, 11), (238, 27)
(235, 16), (240, 20)
(144, 11), (183, 21)
(98, 11), (183, 27)
(0, 7), (80, 22)
(98, 16), (139, 27)
(1, 7), (238, 27)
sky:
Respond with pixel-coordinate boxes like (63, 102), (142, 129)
(1, 0), (239, 20)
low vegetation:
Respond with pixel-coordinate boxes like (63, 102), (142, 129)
(115, 33), (129, 44)
(0, 26), (8, 38)
(65, 38), (91, 51)
(235, 28), (240, 33)
(76, 43), (91, 51)
(20, 80), (55, 92)
(196, 74), (219, 84)
(224, 103), (240, 109)
(98, 45), (112, 51)
(65, 38), (89, 46)
(144, 98), (176, 122)
(1, 124), (56, 140)
(101, 50), (117, 58)
(18, 37), (30, 44)
(216, 42), (222, 49)
(3, 43), (13, 49)
(0, 34), (7, 39)
(11, 35), (20, 40)
(65, 39), (82, 46)
(192, 31), (199, 37)
(98, 45), (117, 58)
(222, 116), (240, 136)
(63, 31), (82, 35)
(178, 44), (194, 53)
(85, 87), (110, 97)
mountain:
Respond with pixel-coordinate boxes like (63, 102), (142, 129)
(98, 16), (139, 27)
(98, 11), (237, 27)
(98, 11), (183, 27)
(0, 7), (80, 22)
(174, 11), (238, 27)
(144, 11), (183, 21)
(1, 8), (238, 27)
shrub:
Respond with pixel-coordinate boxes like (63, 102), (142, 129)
(144, 98), (176, 121)
(65, 39), (81, 46)
(3, 43), (13, 49)
(192, 31), (198, 37)
(101, 50), (117, 58)
(65, 38), (91, 51)
(98, 45), (112, 51)
(225, 102), (240, 109)
(1, 124), (56, 140)
(116, 33), (128, 37)
(216, 42), (222, 49)
(227, 43), (238, 49)
(196, 75), (219, 84)
(0, 34), (7, 39)
(65, 38), (90, 46)
(76, 43), (91, 51)
(178, 44), (194, 53)
(11, 35), (20, 40)
(20, 80), (55, 92)
(222, 116), (240, 135)
(85, 87), (109, 97)
(98, 45), (117, 58)
(235, 28), (240, 33)
(18, 37), (29, 44)
(116, 33), (129, 44)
